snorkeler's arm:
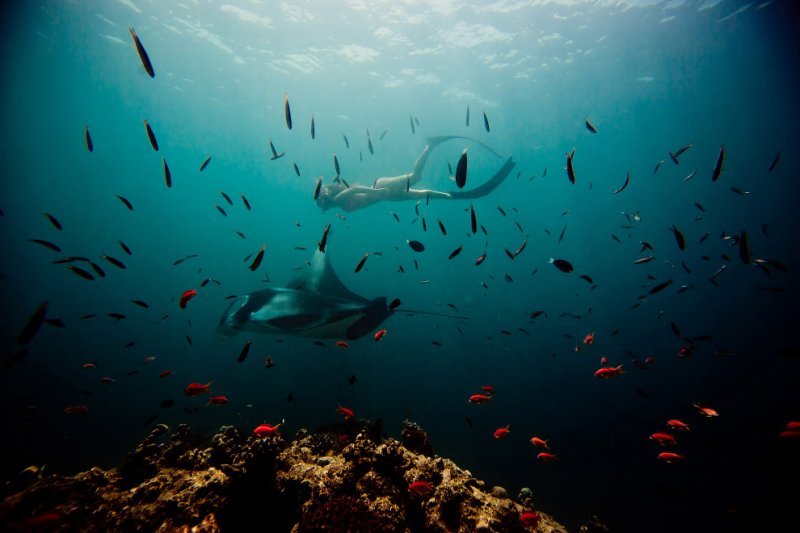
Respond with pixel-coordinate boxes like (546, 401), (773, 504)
(447, 157), (515, 200)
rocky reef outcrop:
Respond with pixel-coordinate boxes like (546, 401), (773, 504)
(0, 421), (566, 532)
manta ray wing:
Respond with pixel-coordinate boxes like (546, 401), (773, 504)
(286, 249), (368, 304)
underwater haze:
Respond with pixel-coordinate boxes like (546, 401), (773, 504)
(1, 0), (799, 531)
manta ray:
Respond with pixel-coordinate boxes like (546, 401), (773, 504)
(218, 248), (400, 340)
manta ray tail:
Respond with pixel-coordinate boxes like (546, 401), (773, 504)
(398, 308), (469, 320)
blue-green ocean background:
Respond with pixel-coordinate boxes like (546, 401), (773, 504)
(1, 1), (799, 531)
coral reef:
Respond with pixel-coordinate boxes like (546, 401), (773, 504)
(0, 422), (566, 532)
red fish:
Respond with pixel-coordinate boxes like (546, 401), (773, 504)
(481, 385), (495, 394)
(657, 452), (684, 463)
(184, 382), (212, 396)
(530, 436), (549, 449)
(677, 344), (694, 358)
(208, 395), (228, 405)
(583, 332), (595, 345)
(408, 480), (434, 494)
(494, 425), (511, 439)
(469, 394), (492, 404)
(265, 356), (274, 368)
(785, 421), (800, 430)
(253, 423), (281, 437)
(667, 419), (691, 431)
(373, 329), (387, 341)
(336, 341), (349, 349)
(645, 356), (655, 365)
(650, 432), (677, 446)
(159, 370), (172, 378)
(519, 511), (540, 527)
(537, 452), (558, 462)
(336, 405), (355, 420)
(600, 356), (608, 365)
(693, 403), (719, 417)
(82, 363), (96, 369)
(779, 430), (800, 439)
(64, 404), (89, 415)
(12, 511), (63, 529)
(179, 289), (198, 309)
(594, 364), (624, 379)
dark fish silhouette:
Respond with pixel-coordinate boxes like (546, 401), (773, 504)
(311, 114), (315, 139)
(67, 265), (95, 281)
(483, 110), (490, 132)
(284, 93), (292, 130)
(407, 240), (425, 252)
(465, 105), (470, 126)
(669, 225), (685, 251)
(84, 126), (93, 152)
(16, 301), (48, 346)
(355, 253), (369, 273)
(342, 133), (350, 148)
(238, 340), (251, 363)
(102, 255), (126, 269)
(269, 139), (285, 160)
(129, 27), (155, 78)
(455, 149), (468, 188)
(448, 244), (463, 259)
(768, 152), (780, 172)
(199, 156), (212, 171)
(44, 213), (62, 230)
(162, 158), (172, 188)
(470, 204), (477, 234)
(29, 239), (61, 252)
(241, 193), (251, 211)
(220, 191), (233, 205)
(119, 240), (132, 255)
(711, 145), (725, 182)
(648, 279), (673, 294)
(116, 195), (134, 211)
(738, 231), (751, 264)
(584, 116), (597, 133)
(249, 244), (265, 272)
(566, 152), (575, 184)
(410, 115), (416, 134)
(550, 258), (573, 273)
(613, 172), (630, 194)
(318, 224), (331, 252)
(313, 177), (322, 200)
(143, 120), (158, 151)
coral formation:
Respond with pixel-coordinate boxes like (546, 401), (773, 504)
(0, 422), (566, 532)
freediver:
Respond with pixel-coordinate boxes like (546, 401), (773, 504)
(314, 136), (516, 212)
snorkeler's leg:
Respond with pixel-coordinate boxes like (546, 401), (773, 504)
(408, 144), (433, 186)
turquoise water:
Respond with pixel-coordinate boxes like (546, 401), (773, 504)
(1, 1), (798, 531)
